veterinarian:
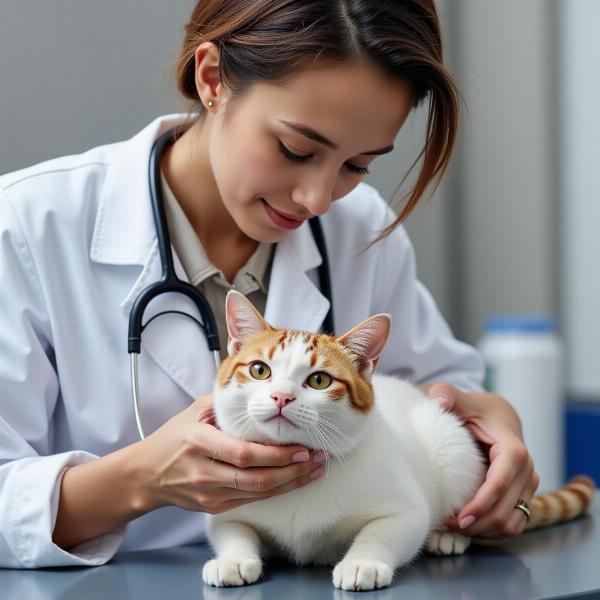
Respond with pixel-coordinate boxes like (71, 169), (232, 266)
(0, 0), (538, 568)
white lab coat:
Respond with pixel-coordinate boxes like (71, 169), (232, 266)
(0, 115), (483, 568)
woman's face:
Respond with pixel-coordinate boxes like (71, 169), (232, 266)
(207, 61), (414, 243)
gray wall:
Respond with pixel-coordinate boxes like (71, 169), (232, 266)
(0, 1), (194, 172)
(449, 0), (559, 344)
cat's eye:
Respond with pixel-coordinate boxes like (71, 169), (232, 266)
(307, 372), (332, 390)
(249, 361), (271, 380)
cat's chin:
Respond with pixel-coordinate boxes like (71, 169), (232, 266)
(256, 437), (285, 446)
(244, 435), (295, 447)
(244, 432), (297, 446)
(245, 430), (315, 448)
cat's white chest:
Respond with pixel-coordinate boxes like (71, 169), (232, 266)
(215, 464), (378, 564)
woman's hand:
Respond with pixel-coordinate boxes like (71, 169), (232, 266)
(131, 394), (326, 515)
(423, 382), (540, 538)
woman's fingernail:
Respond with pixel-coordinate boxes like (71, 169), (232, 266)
(433, 395), (450, 409)
(313, 450), (327, 464)
(292, 451), (310, 462)
(459, 515), (476, 530)
(310, 466), (324, 479)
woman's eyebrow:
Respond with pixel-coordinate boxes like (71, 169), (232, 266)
(278, 119), (395, 156)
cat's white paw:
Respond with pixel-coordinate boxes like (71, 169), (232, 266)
(332, 558), (393, 590)
(202, 557), (262, 587)
(426, 531), (471, 555)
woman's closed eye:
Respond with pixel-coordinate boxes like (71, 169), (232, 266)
(277, 141), (370, 176)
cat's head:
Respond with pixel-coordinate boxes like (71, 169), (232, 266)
(213, 290), (391, 455)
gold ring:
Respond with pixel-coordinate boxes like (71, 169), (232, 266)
(514, 499), (531, 522)
(234, 471), (239, 490)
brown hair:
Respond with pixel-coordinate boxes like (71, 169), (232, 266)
(175, 0), (460, 238)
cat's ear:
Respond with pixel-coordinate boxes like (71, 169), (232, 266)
(225, 290), (271, 355)
(336, 314), (391, 379)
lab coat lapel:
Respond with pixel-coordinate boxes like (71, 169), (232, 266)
(264, 222), (331, 334)
(90, 115), (186, 266)
(90, 115), (216, 401)
(126, 249), (216, 401)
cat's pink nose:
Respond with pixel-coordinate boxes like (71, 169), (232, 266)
(271, 392), (296, 409)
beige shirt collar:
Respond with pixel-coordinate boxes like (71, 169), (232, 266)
(160, 172), (273, 294)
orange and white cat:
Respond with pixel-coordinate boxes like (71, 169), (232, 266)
(202, 290), (594, 591)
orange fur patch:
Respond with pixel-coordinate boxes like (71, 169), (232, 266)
(235, 371), (251, 385)
(335, 374), (373, 413)
(327, 385), (347, 402)
(217, 360), (247, 388)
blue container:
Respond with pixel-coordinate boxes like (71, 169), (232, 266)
(565, 401), (600, 485)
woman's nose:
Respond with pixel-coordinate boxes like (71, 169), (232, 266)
(292, 173), (335, 216)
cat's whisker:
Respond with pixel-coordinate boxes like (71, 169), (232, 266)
(308, 422), (349, 480)
(228, 417), (252, 432)
(313, 424), (353, 483)
(239, 417), (255, 443)
(229, 414), (254, 432)
(306, 424), (333, 486)
(228, 407), (256, 442)
(318, 416), (354, 443)
(318, 434), (351, 487)
(224, 404), (252, 420)
(305, 423), (324, 450)
(227, 409), (250, 422)
(318, 412), (354, 434)
(226, 413), (255, 439)
(319, 425), (359, 462)
(317, 412), (345, 425)
(226, 406), (250, 421)
(318, 409), (350, 425)
(317, 415), (354, 447)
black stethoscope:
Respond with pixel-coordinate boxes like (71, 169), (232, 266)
(127, 126), (334, 439)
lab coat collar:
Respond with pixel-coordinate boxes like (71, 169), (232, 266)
(89, 115), (330, 400)
(90, 114), (186, 266)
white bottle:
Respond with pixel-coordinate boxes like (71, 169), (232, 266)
(477, 316), (564, 491)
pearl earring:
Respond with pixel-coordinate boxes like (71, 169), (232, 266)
(207, 100), (214, 108)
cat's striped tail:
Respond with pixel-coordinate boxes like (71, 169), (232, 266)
(526, 475), (595, 530)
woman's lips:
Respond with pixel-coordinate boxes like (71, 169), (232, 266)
(261, 199), (305, 230)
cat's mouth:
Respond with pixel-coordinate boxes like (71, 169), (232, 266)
(264, 413), (299, 428)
